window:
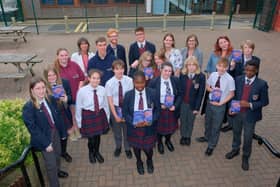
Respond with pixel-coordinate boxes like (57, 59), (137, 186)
(41, 0), (73, 5)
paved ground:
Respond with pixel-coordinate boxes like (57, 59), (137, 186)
(0, 26), (279, 187)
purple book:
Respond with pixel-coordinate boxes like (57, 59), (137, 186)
(230, 100), (241, 113)
(232, 50), (242, 62)
(164, 94), (174, 108)
(115, 106), (122, 119)
(210, 89), (222, 102)
(144, 67), (154, 78)
(52, 84), (65, 99)
(133, 111), (145, 126)
(144, 109), (153, 124)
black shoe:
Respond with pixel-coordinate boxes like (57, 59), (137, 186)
(221, 125), (233, 132)
(242, 156), (249, 171)
(225, 149), (240, 159)
(165, 140), (175, 152)
(89, 152), (96, 164)
(61, 152), (72, 163)
(58, 170), (69, 178)
(147, 160), (154, 174)
(114, 148), (121, 157)
(205, 147), (213, 156)
(95, 152), (104, 163)
(180, 137), (187, 145)
(136, 161), (144, 175)
(196, 136), (208, 143)
(158, 143), (164, 154)
(125, 150), (132, 159)
(185, 138), (191, 146)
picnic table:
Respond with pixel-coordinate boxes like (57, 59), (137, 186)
(0, 26), (28, 42)
(0, 53), (43, 91)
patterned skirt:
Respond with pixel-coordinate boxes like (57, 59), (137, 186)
(81, 109), (109, 137)
(127, 124), (157, 150)
(157, 109), (178, 135)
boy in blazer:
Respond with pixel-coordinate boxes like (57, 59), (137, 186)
(179, 56), (206, 146)
(123, 71), (159, 175)
(148, 62), (182, 154)
(128, 26), (156, 70)
(22, 77), (68, 187)
(226, 60), (269, 171)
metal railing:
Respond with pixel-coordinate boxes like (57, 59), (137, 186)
(253, 133), (280, 158)
(0, 145), (45, 187)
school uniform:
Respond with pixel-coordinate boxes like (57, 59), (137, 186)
(231, 75), (268, 159)
(22, 96), (67, 187)
(76, 84), (109, 163)
(105, 75), (133, 152)
(179, 72), (206, 140)
(128, 40), (156, 66)
(107, 44), (128, 75)
(205, 72), (235, 151)
(123, 87), (159, 174)
(148, 76), (182, 153)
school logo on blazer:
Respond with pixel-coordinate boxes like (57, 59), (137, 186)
(194, 83), (200, 89)
(252, 94), (259, 101)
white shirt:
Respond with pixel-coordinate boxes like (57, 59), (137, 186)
(207, 72), (235, 102)
(137, 40), (146, 48)
(245, 75), (256, 85)
(71, 52), (95, 76)
(75, 85), (109, 128)
(105, 75), (133, 106)
(160, 77), (174, 104)
(39, 99), (54, 124)
(134, 89), (148, 111)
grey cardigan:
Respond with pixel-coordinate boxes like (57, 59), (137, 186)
(180, 47), (203, 68)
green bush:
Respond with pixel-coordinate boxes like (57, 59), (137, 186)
(0, 99), (30, 169)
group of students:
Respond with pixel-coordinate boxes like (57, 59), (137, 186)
(22, 26), (269, 187)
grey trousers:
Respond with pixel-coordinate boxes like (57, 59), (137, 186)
(111, 114), (130, 150)
(205, 102), (226, 149)
(41, 129), (61, 187)
(180, 103), (196, 138)
(232, 112), (256, 158)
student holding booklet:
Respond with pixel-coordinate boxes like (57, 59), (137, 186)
(123, 71), (159, 175)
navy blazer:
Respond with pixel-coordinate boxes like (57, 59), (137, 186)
(106, 44), (128, 75)
(61, 78), (73, 122)
(22, 96), (67, 151)
(234, 75), (269, 123)
(230, 55), (260, 78)
(179, 72), (206, 111)
(128, 41), (156, 66)
(148, 76), (182, 118)
(123, 87), (159, 125)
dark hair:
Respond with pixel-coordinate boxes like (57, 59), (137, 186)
(135, 26), (144, 33)
(186, 34), (199, 48)
(133, 70), (145, 80)
(161, 61), (173, 70)
(163, 33), (175, 48)
(77, 37), (90, 52)
(246, 59), (259, 69)
(95, 37), (107, 45)
(112, 59), (125, 69)
(88, 69), (103, 78)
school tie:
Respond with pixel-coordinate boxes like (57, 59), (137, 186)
(215, 76), (221, 88)
(164, 81), (171, 95)
(140, 43), (144, 49)
(138, 92), (144, 110)
(118, 81), (123, 107)
(113, 47), (118, 58)
(189, 73), (194, 79)
(93, 89), (100, 112)
(41, 102), (55, 128)
(246, 79), (251, 85)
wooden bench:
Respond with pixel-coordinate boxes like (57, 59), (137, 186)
(0, 26), (28, 43)
(27, 59), (43, 76)
(0, 72), (28, 92)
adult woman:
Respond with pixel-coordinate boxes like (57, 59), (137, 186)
(43, 65), (73, 163)
(162, 33), (183, 77)
(71, 37), (95, 76)
(181, 34), (203, 68)
(22, 77), (68, 187)
(54, 48), (85, 141)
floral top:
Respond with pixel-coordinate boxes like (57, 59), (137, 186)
(166, 48), (183, 71)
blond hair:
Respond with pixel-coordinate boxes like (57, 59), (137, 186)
(137, 51), (155, 71)
(241, 40), (255, 51)
(181, 56), (201, 75)
(107, 28), (119, 37)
